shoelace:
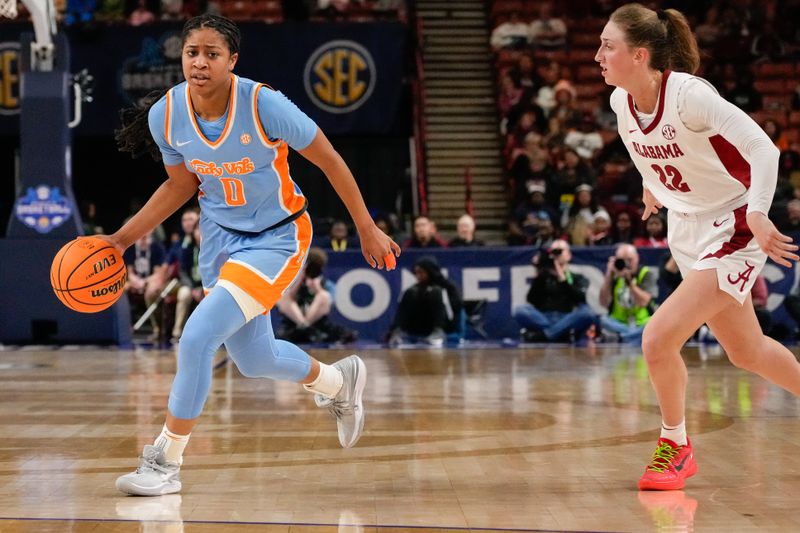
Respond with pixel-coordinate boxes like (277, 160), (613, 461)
(326, 398), (354, 420)
(137, 451), (171, 475)
(646, 441), (680, 473)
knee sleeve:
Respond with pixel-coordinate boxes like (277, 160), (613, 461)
(168, 287), (246, 419)
(224, 314), (311, 381)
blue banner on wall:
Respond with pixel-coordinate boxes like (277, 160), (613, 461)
(0, 22), (407, 135)
(319, 247), (800, 340)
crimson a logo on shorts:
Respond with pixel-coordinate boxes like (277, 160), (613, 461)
(662, 124), (676, 140)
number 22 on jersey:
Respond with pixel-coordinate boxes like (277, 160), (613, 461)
(652, 164), (690, 193)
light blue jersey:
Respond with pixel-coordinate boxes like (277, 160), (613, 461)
(148, 75), (318, 233)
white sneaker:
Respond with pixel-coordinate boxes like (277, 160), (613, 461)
(116, 445), (182, 496)
(314, 355), (366, 448)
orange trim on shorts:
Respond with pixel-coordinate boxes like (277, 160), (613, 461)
(164, 90), (173, 146)
(218, 212), (313, 311)
(187, 74), (237, 148)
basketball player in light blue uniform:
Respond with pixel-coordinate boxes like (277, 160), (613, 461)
(106, 14), (400, 496)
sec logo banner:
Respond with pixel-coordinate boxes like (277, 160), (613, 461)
(304, 40), (376, 114)
(0, 41), (20, 116)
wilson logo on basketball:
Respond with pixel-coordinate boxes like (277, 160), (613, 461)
(91, 277), (125, 298)
(304, 40), (376, 114)
(0, 41), (19, 116)
(662, 124), (676, 140)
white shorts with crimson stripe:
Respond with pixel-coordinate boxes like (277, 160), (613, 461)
(667, 201), (766, 305)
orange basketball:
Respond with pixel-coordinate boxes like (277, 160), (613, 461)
(50, 236), (127, 313)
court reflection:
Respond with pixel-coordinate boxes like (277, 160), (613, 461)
(638, 491), (698, 533)
(115, 494), (184, 533)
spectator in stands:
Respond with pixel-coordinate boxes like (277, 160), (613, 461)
(513, 239), (595, 343)
(784, 273), (800, 339)
(498, 72), (524, 121)
(550, 80), (582, 130)
(124, 230), (169, 340)
(128, 0), (157, 25)
(167, 207), (200, 264)
(763, 119), (790, 152)
(510, 182), (559, 244)
(594, 85), (618, 131)
(506, 107), (547, 156)
(318, 220), (357, 252)
(612, 210), (636, 244)
(316, 0), (350, 20)
(172, 221), (203, 342)
(160, 0), (188, 20)
(778, 199), (800, 238)
(80, 200), (104, 235)
(277, 247), (355, 344)
(65, 0), (97, 25)
(588, 210), (614, 246)
(562, 184), (608, 246)
(750, 19), (787, 63)
(599, 244), (657, 345)
(374, 212), (401, 242)
(633, 214), (668, 248)
(513, 147), (559, 206)
(564, 112), (605, 160)
(724, 67), (762, 113)
(404, 215), (446, 248)
(449, 214), (484, 247)
(388, 256), (462, 347)
(507, 54), (542, 97)
(533, 61), (562, 115)
(490, 11), (530, 51)
(528, 1), (567, 51)
(694, 5), (722, 49)
(552, 148), (596, 200)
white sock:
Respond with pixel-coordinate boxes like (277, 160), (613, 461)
(154, 425), (191, 465)
(660, 420), (687, 446)
(303, 362), (344, 398)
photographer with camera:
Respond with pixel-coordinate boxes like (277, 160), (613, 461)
(599, 244), (657, 344)
(276, 247), (356, 344)
(513, 239), (596, 343)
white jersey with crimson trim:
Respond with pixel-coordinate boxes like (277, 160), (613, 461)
(611, 70), (751, 215)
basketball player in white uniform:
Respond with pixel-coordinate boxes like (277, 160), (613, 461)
(597, 3), (800, 491)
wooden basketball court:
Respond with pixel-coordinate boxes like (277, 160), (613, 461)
(0, 342), (798, 532)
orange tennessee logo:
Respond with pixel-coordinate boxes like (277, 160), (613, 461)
(189, 159), (223, 177)
(222, 157), (255, 175)
(190, 157), (255, 177)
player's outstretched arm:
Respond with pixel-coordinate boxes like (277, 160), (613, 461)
(106, 164), (199, 252)
(299, 128), (400, 270)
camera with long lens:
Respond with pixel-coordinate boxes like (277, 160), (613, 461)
(614, 257), (629, 271)
(537, 247), (563, 270)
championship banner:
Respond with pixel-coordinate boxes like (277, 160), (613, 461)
(317, 247), (799, 341)
(0, 22), (407, 135)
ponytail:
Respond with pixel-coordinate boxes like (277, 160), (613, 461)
(611, 3), (700, 74)
(114, 89), (166, 161)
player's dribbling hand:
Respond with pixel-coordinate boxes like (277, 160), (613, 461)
(641, 187), (663, 221)
(747, 212), (799, 268)
(88, 234), (126, 255)
(359, 223), (401, 271)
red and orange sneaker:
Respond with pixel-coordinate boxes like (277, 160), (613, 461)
(638, 437), (697, 491)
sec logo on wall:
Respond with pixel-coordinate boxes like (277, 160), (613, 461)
(0, 41), (20, 116)
(304, 40), (376, 114)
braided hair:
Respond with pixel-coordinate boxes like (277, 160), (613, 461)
(114, 14), (242, 161)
